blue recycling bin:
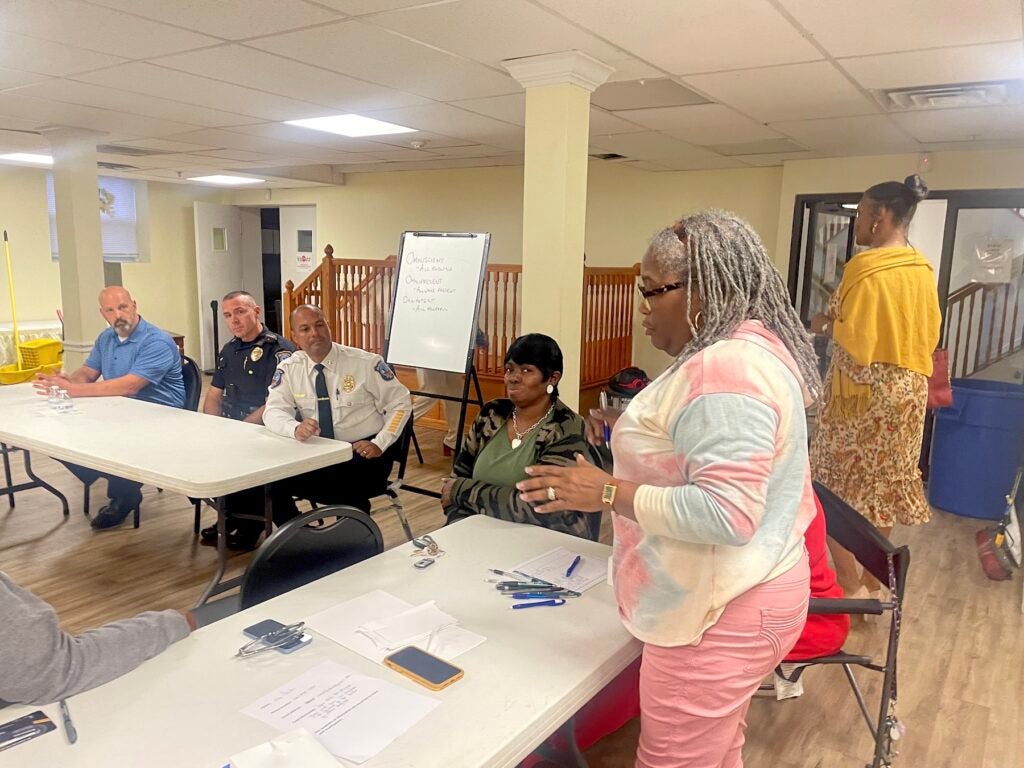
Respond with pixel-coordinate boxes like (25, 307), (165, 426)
(929, 378), (1024, 520)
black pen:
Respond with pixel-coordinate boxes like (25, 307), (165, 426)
(59, 700), (77, 745)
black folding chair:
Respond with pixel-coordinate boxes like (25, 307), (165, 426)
(776, 481), (910, 768)
(192, 505), (384, 625)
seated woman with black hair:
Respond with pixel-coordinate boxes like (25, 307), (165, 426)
(440, 333), (593, 539)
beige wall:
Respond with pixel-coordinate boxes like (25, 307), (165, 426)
(0, 165), (60, 324)
(4, 145), (1023, 379)
(0, 163), (224, 360)
(120, 182), (226, 361)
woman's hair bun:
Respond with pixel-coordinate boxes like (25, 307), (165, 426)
(903, 174), (929, 202)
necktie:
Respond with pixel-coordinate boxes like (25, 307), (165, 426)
(314, 363), (335, 440)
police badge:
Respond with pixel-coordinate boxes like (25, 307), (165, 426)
(342, 374), (356, 393)
(250, 346), (263, 362)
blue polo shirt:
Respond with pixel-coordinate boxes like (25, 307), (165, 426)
(84, 317), (185, 408)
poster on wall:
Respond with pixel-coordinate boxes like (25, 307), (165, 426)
(296, 251), (313, 270)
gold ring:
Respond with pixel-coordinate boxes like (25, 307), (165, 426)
(547, 486), (557, 501)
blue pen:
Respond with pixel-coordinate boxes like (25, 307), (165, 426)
(565, 555), (582, 578)
(511, 599), (566, 609)
(599, 392), (613, 443)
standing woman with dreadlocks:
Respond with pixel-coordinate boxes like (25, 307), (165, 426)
(519, 211), (821, 767)
(809, 176), (940, 598)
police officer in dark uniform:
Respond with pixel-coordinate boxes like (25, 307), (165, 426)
(200, 290), (295, 549)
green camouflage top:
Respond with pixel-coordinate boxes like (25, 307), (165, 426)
(444, 398), (595, 540)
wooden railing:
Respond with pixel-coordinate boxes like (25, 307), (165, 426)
(582, 265), (640, 388)
(945, 277), (1024, 378)
(284, 246), (637, 390)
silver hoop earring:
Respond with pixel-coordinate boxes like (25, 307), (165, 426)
(546, 384), (554, 395)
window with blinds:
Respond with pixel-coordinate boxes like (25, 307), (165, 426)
(47, 174), (149, 262)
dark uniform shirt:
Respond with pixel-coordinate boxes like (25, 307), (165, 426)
(212, 326), (295, 420)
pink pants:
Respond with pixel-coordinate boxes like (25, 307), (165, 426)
(636, 555), (810, 768)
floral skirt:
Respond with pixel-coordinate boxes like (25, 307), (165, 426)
(810, 362), (931, 527)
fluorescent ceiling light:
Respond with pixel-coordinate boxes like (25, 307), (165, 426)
(285, 114), (415, 137)
(187, 174), (264, 185)
(0, 152), (54, 165)
(841, 203), (858, 210)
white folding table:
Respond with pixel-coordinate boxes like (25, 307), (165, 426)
(0, 516), (642, 768)
(0, 383), (351, 604)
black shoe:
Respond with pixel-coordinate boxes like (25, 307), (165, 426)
(199, 525), (260, 551)
(90, 502), (134, 530)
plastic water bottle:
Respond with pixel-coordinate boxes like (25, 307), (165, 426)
(57, 390), (73, 414)
(48, 385), (60, 410)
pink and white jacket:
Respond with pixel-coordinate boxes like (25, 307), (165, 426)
(611, 320), (815, 647)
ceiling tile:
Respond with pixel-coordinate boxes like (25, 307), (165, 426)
(1, 0), (220, 59)
(248, 20), (519, 101)
(735, 151), (821, 167)
(228, 122), (433, 153)
(588, 131), (740, 167)
(684, 61), (879, 122)
(616, 159), (671, 172)
(154, 45), (427, 112)
(11, 79), (260, 128)
(77, 63), (332, 122)
(369, 0), (627, 69)
(891, 105), (1024, 142)
(313, 0), (439, 15)
(0, 68), (50, 91)
(425, 143), (517, 157)
(0, 91), (202, 139)
(535, 0), (822, 74)
(706, 138), (806, 156)
(0, 126), (50, 153)
(613, 104), (781, 145)
(85, 0), (344, 40)
(775, 0), (1022, 58)
(0, 31), (127, 77)
(362, 103), (522, 143)
(588, 108), (647, 137)
(839, 42), (1024, 90)
(449, 93), (524, 125)
(369, 132), (476, 149)
(112, 138), (218, 152)
(592, 79), (709, 111)
(159, 128), (349, 159)
(771, 114), (919, 155)
(605, 59), (667, 84)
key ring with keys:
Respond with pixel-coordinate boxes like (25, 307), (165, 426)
(410, 534), (445, 558)
(235, 622), (307, 658)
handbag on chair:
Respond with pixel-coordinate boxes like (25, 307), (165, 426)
(927, 348), (953, 410)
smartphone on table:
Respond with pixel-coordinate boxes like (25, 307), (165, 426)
(383, 646), (464, 691)
(242, 619), (312, 654)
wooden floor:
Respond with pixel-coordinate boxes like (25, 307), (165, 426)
(2, 401), (1022, 767)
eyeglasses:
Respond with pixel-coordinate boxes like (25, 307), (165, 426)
(636, 281), (685, 311)
(235, 622), (307, 658)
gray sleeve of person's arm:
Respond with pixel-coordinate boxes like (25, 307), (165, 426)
(0, 578), (189, 705)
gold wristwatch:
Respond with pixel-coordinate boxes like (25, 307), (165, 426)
(601, 482), (618, 509)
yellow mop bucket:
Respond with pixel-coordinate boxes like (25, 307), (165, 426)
(0, 230), (63, 385)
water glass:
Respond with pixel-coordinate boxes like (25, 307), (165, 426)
(57, 390), (74, 414)
(48, 385), (61, 410)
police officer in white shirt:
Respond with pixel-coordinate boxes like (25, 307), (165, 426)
(264, 305), (411, 518)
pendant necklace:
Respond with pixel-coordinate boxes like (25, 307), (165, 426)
(511, 404), (554, 449)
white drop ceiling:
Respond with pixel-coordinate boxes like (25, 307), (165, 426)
(0, 0), (1020, 185)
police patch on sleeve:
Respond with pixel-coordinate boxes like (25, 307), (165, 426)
(270, 369), (283, 388)
(275, 350), (292, 363)
(375, 360), (396, 381)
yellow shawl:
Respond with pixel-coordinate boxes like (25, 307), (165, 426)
(830, 246), (941, 417)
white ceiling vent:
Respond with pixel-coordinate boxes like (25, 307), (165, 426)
(875, 81), (1021, 111)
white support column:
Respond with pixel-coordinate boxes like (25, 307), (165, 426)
(503, 52), (613, 410)
(42, 127), (106, 368)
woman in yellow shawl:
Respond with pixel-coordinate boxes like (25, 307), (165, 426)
(810, 175), (941, 597)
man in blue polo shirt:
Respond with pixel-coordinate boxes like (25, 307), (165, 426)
(34, 286), (184, 529)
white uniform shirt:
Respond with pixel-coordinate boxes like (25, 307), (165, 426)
(263, 342), (411, 451)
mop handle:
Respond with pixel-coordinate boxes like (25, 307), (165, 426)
(2, 230), (22, 371)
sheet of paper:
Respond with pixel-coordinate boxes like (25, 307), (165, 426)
(356, 601), (458, 651)
(241, 661), (439, 765)
(511, 547), (607, 592)
(305, 590), (486, 663)
(230, 728), (340, 768)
